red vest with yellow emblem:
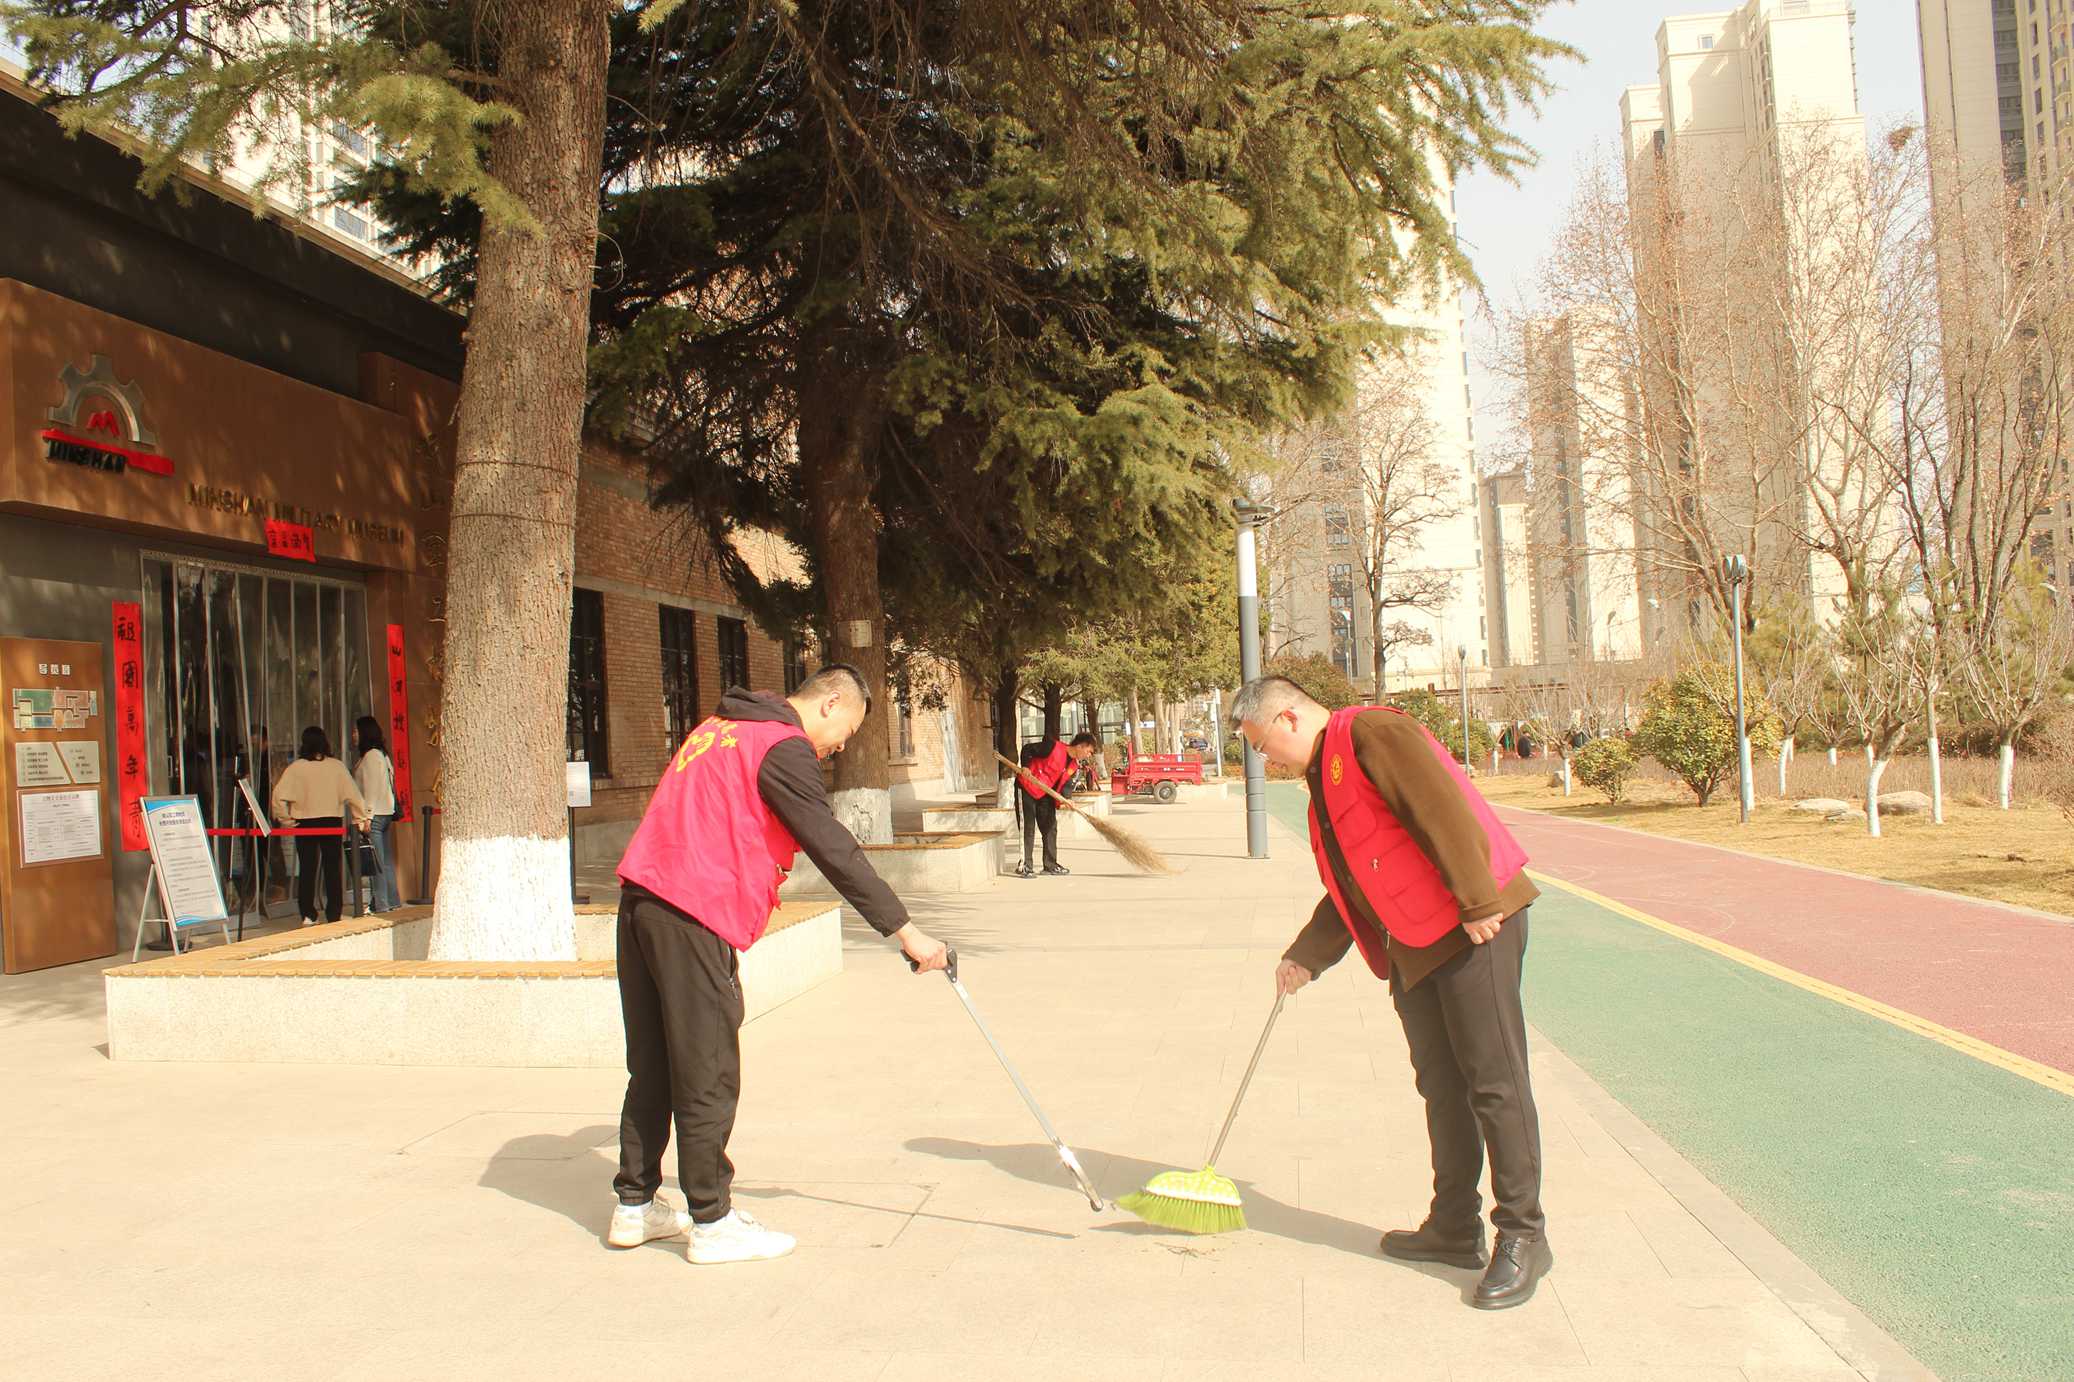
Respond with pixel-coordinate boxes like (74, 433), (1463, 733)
(617, 715), (810, 950)
(1307, 706), (1527, 975)
(1020, 740), (1076, 799)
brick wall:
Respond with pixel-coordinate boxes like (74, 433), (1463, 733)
(572, 444), (790, 832)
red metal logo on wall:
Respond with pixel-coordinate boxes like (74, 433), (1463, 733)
(40, 355), (173, 477)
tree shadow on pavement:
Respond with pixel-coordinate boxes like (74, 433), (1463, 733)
(907, 1136), (1476, 1296)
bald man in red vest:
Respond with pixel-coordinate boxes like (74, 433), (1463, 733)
(1234, 675), (1550, 1310)
(612, 664), (948, 1265)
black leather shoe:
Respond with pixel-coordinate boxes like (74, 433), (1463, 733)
(1379, 1219), (1487, 1270)
(1042, 864), (1070, 876)
(1472, 1232), (1552, 1310)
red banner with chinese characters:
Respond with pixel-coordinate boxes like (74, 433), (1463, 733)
(265, 519), (315, 562)
(111, 600), (149, 850)
(386, 623), (413, 824)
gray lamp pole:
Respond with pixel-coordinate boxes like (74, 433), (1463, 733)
(1235, 498), (1271, 859)
(1723, 554), (1754, 823)
(1456, 643), (1471, 773)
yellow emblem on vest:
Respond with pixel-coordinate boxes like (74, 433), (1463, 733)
(1329, 753), (1344, 786)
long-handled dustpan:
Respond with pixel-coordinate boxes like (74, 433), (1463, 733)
(912, 946), (1105, 1211)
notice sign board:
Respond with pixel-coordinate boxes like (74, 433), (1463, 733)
(566, 760), (593, 810)
(140, 796), (229, 928)
(2, 636), (115, 973)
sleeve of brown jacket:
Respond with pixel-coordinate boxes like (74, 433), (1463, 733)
(1352, 713), (1505, 923)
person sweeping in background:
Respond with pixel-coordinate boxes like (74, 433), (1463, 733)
(610, 664), (949, 1265)
(1013, 731), (1098, 878)
(1231, 676), (1551, 1310)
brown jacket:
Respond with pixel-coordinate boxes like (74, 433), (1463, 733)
(1285, 711), (1537, 991)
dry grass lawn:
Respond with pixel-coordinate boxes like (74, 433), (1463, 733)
(1479, 767), (2074, 919)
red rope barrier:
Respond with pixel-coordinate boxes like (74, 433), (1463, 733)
(205, 827), (346, 838)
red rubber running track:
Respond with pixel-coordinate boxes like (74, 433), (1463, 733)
(1499, 806), (2074, 1079)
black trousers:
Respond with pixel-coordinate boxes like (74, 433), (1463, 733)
(613, 888), (744, 1223)
(1390, 908), (1546, 1239)
(295, 817), (345, 922)
(1019, 794), (1059, 869)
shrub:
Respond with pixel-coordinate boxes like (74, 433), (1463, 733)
(1393, 687), (1497, 762)
(1632, 663), (1784, 805)
(1265, 652), (1364, 709)
(1573, 735), (1640, 803)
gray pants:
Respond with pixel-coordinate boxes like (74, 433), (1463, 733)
(1390, 909), (1545, 1239)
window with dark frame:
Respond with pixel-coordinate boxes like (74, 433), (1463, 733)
(784, 637), (809, 694)
(660, 606), (700, 750)
(718, 616), (751, 689)
(567, 589), (609, 773)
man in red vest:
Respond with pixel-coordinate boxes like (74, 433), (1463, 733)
(1233, 675), (1550, 1309)
(1013, 731), (1098, 878)
(611, 664), (949, 1265)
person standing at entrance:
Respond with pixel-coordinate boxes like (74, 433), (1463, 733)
(1232, 676), (1551, 1310)
(611, 665), (949, 1265)
(353, 716), (400, 913)
(1013, 732), (1097, 878)
(271, 725), (370, 927)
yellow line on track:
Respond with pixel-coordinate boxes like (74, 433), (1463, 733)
(1529, 869), (2074, 1102)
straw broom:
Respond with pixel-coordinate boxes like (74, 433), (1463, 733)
(993, 752), (1173, 875)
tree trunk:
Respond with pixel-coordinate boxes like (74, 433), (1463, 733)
(1866, 755), (1889, 838)
(1370, 604), (1386, 697)
(798, 334), (892, 843)
(1778, 735), (1793, 798)
(1042, 683), (1064, 742)
(991, 669), (1019, 807)
(1127, 687), (1144, 755)
(1928, 732), (1944, 825)
(427, 0), (610, 962)
(1998, 740), (2015, 810)
(1827, 745), (1838, 766)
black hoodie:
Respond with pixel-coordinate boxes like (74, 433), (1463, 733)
(713, 687), (909, 937)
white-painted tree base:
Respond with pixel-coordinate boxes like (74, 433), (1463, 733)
(1999, 743), (2015, 810)
(1778, 736), (1795, 798)
(831, 786), (894, 846)
(1865, 758), (1890, 838)
(426, 834), (578, 961)
(1928, 736), (1944, 824)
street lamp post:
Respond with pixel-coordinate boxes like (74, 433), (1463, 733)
(1235, 498), (1271, 859)
(1456, 644), (1471, 773)
(1723, 554), (1754, 824)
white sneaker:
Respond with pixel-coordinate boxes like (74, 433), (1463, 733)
(607, 1197), (691, 1248)
(688, 1209), (795, 1264)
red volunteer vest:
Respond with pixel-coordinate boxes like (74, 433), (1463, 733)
(1308, 706), (1529, 978)
(617, 715), (810, 951)
(1020, 741), (1075, 799)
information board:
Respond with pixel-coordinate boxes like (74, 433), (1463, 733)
(140, 796), (229, 927)
(19, 788), (103, 866)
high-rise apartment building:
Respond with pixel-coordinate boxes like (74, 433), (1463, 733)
(1616, 0), (1877, 632)
(1267, 165), (1491, 695)
(1918, 0), (2074, 592)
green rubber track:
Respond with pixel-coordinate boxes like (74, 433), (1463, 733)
(1263, 781), (2074, 1381)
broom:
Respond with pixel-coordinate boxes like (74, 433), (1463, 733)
(1118, 990), (1285, 1233)
(993, 751), (1173, 875)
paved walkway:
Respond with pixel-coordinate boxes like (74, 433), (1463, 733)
(1494, 808), (2074, 1079)
(1, 791), (1922, 1381)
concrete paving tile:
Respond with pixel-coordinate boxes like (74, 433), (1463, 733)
(881, 1353), (1146, 1382)
(1302, 1267), (1588, 1368)
(1163, 1363), (1449, 1382)
(1550, 1276), (1851, 1370)
(1460, 1361), (1750, 1369)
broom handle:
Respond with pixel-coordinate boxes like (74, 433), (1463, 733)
(993, 751), (1090, 816)
(1206, 991), (1286, 1168)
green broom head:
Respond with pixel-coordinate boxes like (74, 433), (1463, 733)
(1116, 1165), (1246, 1234)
